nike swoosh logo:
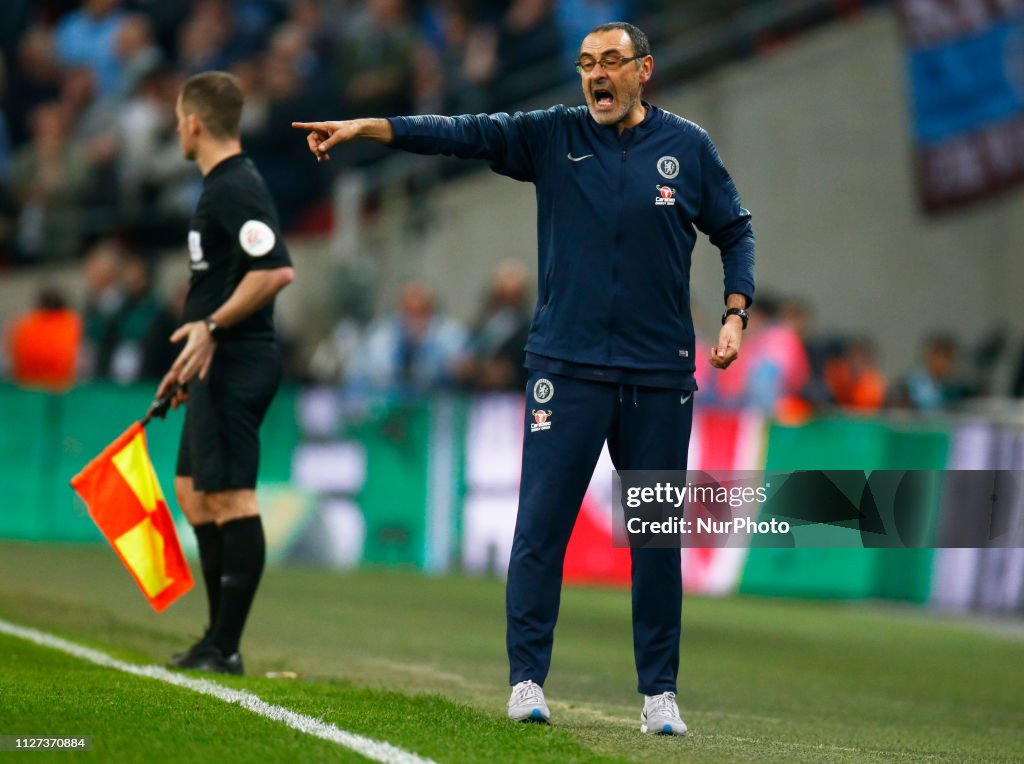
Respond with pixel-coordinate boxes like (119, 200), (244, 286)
(680, 393), (693, 406)
(567, 153), (594, 162)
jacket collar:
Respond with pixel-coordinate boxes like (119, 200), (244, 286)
(585, 101), (661, 147)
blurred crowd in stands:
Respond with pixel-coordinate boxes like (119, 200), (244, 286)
(3, 238), (180, 388)
(7, 238), (1024, 420)
(0, 0), (665, 267)
(691, 295), (1022, 421)
(2, 0), (1020, 419)
(0, 0), (875, 267)
(311, 275), (1024, 417)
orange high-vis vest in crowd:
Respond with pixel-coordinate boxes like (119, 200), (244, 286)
(8, 308), (81, 391)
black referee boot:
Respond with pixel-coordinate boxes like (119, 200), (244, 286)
(167, 631), (211, 668)
(172, 643), (244, 676)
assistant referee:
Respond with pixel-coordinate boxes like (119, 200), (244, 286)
(157, 71), (294, 675)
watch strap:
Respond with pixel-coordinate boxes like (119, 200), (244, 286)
(722, 308), (749, 330)
(204, 316), (220, 339)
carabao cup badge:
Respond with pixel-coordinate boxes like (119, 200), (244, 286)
(531, 409), (553, 432)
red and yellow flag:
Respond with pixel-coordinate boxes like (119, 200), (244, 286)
(71, 422), (193, 612)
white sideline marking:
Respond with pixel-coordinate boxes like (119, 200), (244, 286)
(0, 618), (437, 764)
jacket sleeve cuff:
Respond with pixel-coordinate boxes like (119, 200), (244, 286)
(387, 116), (411, 139)
(723, 285), (755, 307)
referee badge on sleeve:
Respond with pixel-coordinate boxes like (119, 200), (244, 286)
(239, 220), (276, 257)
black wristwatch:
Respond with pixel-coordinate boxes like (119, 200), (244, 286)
(722, 308), (749, 330)
(203, 316), (220, 339)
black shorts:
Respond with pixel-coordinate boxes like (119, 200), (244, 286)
(176, 340), (283, 492)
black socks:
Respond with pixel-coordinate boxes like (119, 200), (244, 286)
(192, 522), (224, 638)
(207, 516), (266, 656)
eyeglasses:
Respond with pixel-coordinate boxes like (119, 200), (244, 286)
(575, 55), (643, 74)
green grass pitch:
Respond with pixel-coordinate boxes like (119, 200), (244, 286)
(0, 541), (1021, 763)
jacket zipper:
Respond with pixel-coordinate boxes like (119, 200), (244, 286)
(608, 147), (628, 364)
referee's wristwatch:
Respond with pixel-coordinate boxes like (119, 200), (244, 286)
(203, 316), (221, 340)
(722, 307), (749, 330)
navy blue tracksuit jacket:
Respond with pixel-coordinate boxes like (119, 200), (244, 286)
(389, 103), (755, 695)
(389, 102), (755, 387)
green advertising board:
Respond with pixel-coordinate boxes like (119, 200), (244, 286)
(0, 383), (299, 544)
(739, 416), (949, 602)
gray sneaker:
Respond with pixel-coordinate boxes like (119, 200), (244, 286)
(640, 691), (688, 735)
(507, 680), (551, 723)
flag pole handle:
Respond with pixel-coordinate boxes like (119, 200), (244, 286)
(142, 383), (183, 427)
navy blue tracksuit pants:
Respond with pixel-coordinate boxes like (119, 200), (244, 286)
(506, 370), (694, 695)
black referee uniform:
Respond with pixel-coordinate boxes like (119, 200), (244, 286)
(174, 153), (291, 672)
(177, 153), (290, 490)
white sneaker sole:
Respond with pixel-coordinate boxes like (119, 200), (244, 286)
(640, 721), (687, 735)
(509, 707), (550, 723)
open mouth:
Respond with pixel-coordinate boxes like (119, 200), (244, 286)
(593, 87), (615, 110)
